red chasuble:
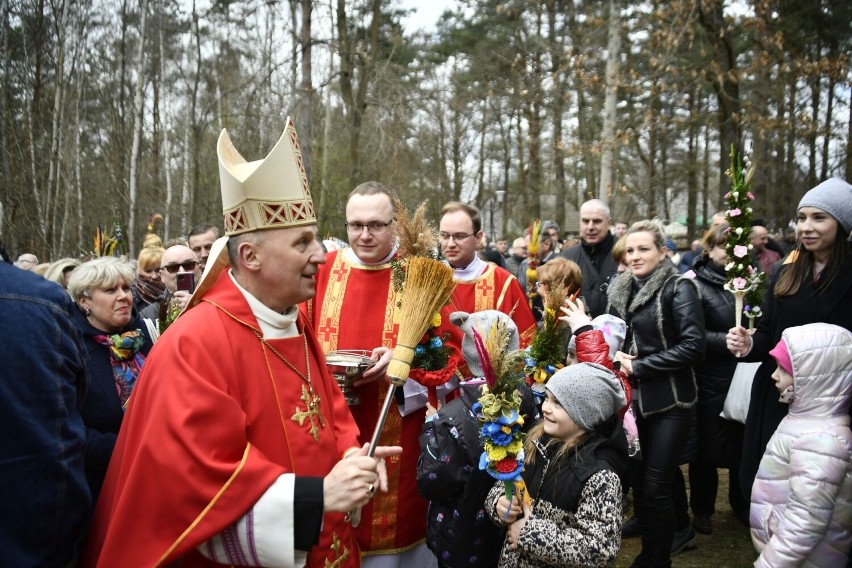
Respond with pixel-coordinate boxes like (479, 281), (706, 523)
(82, 270), (361, 568)
(439, 263), (537, 372)
(302, 250), (429, 555)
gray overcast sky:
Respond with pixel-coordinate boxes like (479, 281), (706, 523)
(400, 0), (457, 31)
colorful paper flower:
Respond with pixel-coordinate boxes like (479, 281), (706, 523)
(733, 245), (749, 258)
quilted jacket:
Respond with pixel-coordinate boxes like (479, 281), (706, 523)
(750, 323), (852, 568)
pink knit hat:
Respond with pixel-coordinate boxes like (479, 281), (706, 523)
(768, 338), (793, 376)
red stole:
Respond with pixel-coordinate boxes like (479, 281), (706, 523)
(303, 250), (429, 554)
(83, 270), (360, 568)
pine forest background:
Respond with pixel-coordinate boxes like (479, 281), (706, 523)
(1, 0), (850, 261)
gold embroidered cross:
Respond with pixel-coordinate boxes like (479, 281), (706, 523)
(291, 384), (325, 442)
(324, 533), (350, 568)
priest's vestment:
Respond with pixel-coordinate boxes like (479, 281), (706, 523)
(82, 269), (361, 568)
(303, 249), (429, 556)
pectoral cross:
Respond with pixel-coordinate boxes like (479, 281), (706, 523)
(324, 533), (350, 568)
(291, 385), (325, 442)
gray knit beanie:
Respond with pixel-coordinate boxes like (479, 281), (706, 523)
(545, 362), (626, 431)
(798, 178), (852, 234)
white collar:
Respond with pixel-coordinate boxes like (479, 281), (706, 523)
(343, 242), (399, 266)
(449, 255), (487, 281)
(229, 271), (298, 339)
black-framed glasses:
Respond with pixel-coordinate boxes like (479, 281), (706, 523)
(160, 260), (198, 274)
(438, 232), (475, 243)
(344, 220), (395, 234)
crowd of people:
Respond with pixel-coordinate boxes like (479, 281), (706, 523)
(2, 119), (851, 568)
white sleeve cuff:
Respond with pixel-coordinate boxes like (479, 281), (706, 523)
(197, 474), (308, 567)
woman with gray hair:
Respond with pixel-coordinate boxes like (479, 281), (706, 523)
(67, 256), (153, 501)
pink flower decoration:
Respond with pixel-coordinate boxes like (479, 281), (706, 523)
(724, 226), (732, 233)
(729, 208), (742, 217)
(724, 192), (731, 198)
(733, 245), (748, 258)
(747, 192), (755, 200)
(733, 277), (747, 290)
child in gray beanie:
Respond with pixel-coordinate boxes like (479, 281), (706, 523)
(487, 362), (628, 568)
(547, 362), (627, 431)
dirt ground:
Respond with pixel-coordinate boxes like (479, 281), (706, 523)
(615, 466), (757, 567)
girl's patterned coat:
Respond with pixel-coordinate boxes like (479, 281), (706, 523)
(486, 418), (627, 568)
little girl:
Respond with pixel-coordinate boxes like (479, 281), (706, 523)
(487, 362), (627, 568)
(751, 322), (852, 568)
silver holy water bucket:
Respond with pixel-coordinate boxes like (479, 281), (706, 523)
(325, 350), (375, 405)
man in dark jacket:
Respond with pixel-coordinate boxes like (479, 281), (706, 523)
(0, 261), (92, 566)
(561, 199), (617, 317)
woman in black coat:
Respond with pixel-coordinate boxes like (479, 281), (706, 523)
(607, 220), (705, 568)
(687, 225), (749, 534)
(727, 178), (852, 503)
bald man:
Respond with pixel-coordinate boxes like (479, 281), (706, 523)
(14, 253), (39, 271)
(139, 245), (201, 322)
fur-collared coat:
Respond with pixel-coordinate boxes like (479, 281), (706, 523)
(606, 262), (705, 417)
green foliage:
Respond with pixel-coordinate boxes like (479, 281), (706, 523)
(411, 331), (452, 372)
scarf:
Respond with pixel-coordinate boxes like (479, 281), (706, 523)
(134, 276), (166, 306)
(93, 330), (147, 409)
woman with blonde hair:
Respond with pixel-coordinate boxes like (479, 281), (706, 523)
(132, 232), (166, 312)
(606, 220), (705, 567)
(67, 257), (153, 501)
(44, 257), (81, 289)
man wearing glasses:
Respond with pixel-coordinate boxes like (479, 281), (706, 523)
(139, 244), (201, 323)
(304, 181), (437, 568)
(438, 201), (536, 350)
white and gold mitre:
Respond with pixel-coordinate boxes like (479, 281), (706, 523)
(218, 117), (315, 236)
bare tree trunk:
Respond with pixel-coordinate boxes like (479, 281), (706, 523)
(127, 0), (149, 255)
(476, 96), (487, 205)
(157, 6), (174, 242)
(1, 0), (11, 245)
(749, 0), (771, 218)
(46, 0), (69, 253)
(319, 12), (334, 227)
(336, 0), (380, 187)
(547, 1), (568, 231)
(847, 91), (852, 182)
(820, 75), (835, 181)
(686, 88), (699, 241)
(698, 0), (742, 194)
(75, 85), (83, 254)
(702, 123), (710, 227)
(23, 1), (49, 250)
(180, 0), (201, 237)
(806, 76), (819, 188)
(297, 0), (313, 178)
(599, 0), (621, 201)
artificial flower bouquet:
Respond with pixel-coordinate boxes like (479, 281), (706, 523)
(722, 145), (765, 328)
(471, 322), (532, 505)
(524, 282), (571, 390)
